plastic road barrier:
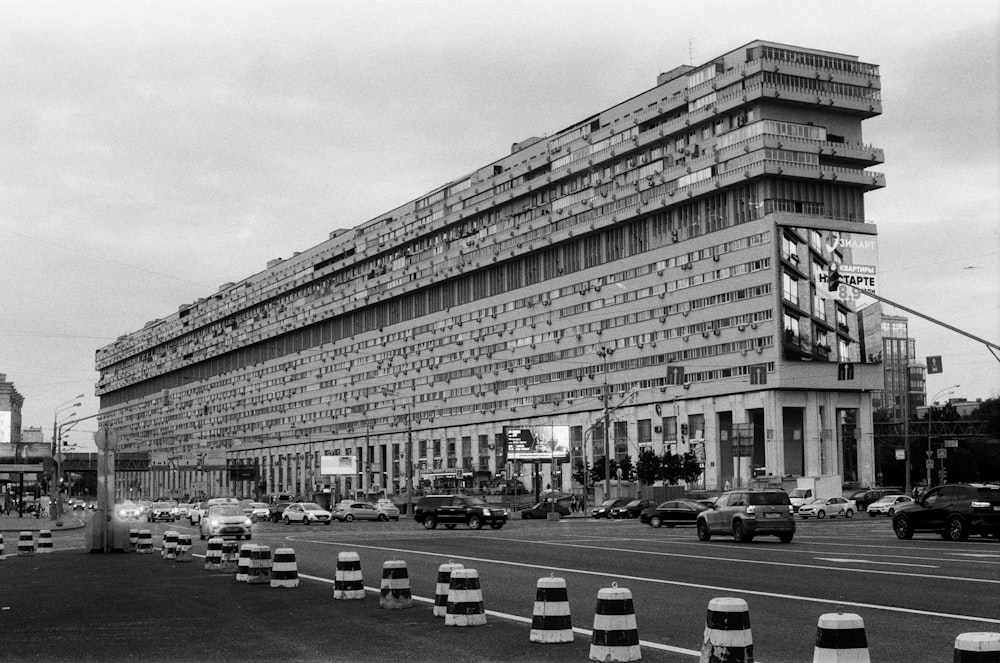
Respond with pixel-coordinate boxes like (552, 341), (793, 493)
(161, 531), (178, 560)
(379, 559), (412, 609)
(334, 551), (364, 600)
(17, 531), (34, 557)
(247, 545), (272, 585)
(174, 534), (193, 562)
(953, 632), (1000, 662)
(589, 584), (640, 662)
(445, 568), (486, 627)
(530, 575), (573, 644)
(433, 562), (464, 618)
(136, 530), (153, 554)
(236, 543), (253, 582)
(220, 541), (239, 574)
(700, 597), (753, 663)
(37, 529), (53, 553)
(813, 611), (870, 663)
(204, 538), (223, 571)
(271, 548), (299, 588)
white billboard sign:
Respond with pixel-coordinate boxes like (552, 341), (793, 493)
(321, 455), (358, 475)
(503, 425), (571, 461)
(818, 230), (879, 303)
(202, 451), (228, 470)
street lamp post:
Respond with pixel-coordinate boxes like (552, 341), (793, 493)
(596, 346), (613, 499)
(381, 387), (414, 514)
(51, 395), (83, 520)
(926, 385), (959, 489)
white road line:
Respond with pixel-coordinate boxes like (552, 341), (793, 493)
(813, 557), (938, 568)
(294, 537), (1000, 626)
(949, 553), (1000, 559)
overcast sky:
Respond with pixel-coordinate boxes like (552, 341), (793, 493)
(2, 0), (998, 452)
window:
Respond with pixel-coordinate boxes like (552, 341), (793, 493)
(782, 272), (799, 306)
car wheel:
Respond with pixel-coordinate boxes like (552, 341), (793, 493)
(697, 520), (712, 541)
(893, 514), (914, 540)
(303, 519), (310, 526)
(377, 514), (387, 522)
(345, 514), (354, 522)
(423, 516), (438, 530)
(468, 516), (483, 530)
(732, 520), (749, 543)
(945, 515), (969, 542)
(845, 509), (854, 518)
(284, 517), (291, 525)
(606, 512), (613, 519)
(817, 510), (826, 519)
(778, 533), (794, 543)
(650, 516), (662, 528)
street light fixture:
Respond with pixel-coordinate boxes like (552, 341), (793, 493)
(926, 384), (959, 489)
(51, 396), (83, 520)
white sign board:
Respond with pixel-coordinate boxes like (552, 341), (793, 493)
(819, 231), (879, 303)
(202, 451), (228, 470)
(321, 455), (357, 475)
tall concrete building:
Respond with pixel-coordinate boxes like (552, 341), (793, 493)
(861, 304), (926, 422)
(97, 40), (885, 501)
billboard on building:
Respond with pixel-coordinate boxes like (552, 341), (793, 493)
(816, 229), (879, 303)
(202, 451), (228, 470)
(150, 452), (170, 467)
(503, 425), (570, 461)
(175, 452), (198, 470)
(321, 455), (357, 475)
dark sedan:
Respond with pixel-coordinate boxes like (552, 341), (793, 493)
(639, 499), (711, 528)
(520, 502), (571, 519)
(610, 498), (656, 519)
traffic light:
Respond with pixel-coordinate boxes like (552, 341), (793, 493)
(827, 263), (841, 292)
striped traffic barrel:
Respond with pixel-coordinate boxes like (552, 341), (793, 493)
(530, 575), (573, 643)
(814, 611), (870, 663)
(162, 531), (178, 559)
(204, 537), (224, 570)
(248, 545), (272, 585)
(136, 530), (153, 554)
(0, 532), (5, 559)
(270, 548), (299, 588)
(17, 531), (35, 557)
(433, 562), (464, 617)
(445, 568), (486, 627)
(236, 543), (253, 582)
(590, 584), (639, 662)
(174, 534), (193, 562)
(334, 551), (364, 600)
(128, 529), (139, 550)
(37, 530), (53, 554)
(220, 541), (239, 574)
(954, 632), (1000, 662)
(700, 597), (753, 663)
(379, 559), (412, 609)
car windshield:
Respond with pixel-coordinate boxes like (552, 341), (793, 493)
(153, 502), (176, 508)
(600, 499), (617, 507)
(625, 500), (642, 507)
(301, 503), (323, 511)
(211, 506), (243, 516)
(464, 496), (488, 506)
(977, 488), (1000, 501)
(748, 492), (791, 506)
(250, 502), (268, 509)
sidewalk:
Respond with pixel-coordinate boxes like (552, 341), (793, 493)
(0, 514), (85, 532)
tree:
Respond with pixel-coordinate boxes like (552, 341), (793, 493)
(635, 448), (661, 485)
(658, 450), (704, 485)
(571, 460), (589, 486)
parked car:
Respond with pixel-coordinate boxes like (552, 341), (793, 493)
(796, 496), (855, 519)
(696, 490), (795, 543)
(333, 502), (391, 522)
(248, 502), (270, 522)
(610, 499), (656, 519)
(283, 502), (333, 525)
(171, 502), (192, 520)
(591, 497), (631, 519)
(413, 494), (508, 530)
(521, 502), (570, 519)
(374, 499), (401, 521)
(866, 494), (913, 517)
(640, 499), (710, 528)
(199, 504), (253, 540)
(892, 483), (1000, 541)
(147, 501), (177, 522)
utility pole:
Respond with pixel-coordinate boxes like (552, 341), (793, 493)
(596, 347), (613, 500)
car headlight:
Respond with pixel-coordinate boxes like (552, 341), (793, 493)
(209, 519), (219, 527)
(244, 519), (252, 527)
(482, 508), (491, 515)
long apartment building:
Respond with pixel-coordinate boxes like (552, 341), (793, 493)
(97, 40), (886, 501)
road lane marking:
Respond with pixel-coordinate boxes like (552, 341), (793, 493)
(293, 537), (1000, 626)
(949, 553), (1000, 558)
(813, 557), (938, 568)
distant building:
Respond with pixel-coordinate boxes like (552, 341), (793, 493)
(0, 373), (24, 445)
(860, 304), (926, 421)
(97, 40), (887, 499)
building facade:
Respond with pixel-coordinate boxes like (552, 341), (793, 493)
(97, 40), (886, 501)
(863, 305), (926, 422)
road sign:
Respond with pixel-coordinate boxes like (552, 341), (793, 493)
(666, 365), (685, 386)
(925, 460), (935, 469)
(944, 439), (958, 448)
(750, 365), (767, 385)
(926, 356), (943, 374)
(936, 449), (947, 459)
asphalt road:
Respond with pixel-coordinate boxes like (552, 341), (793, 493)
(2, 512), (997, 662)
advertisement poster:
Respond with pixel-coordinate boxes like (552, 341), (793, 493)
(503, 425), (570, 461)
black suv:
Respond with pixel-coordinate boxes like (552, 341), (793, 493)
(413, 494), (508, 530)
(892, 483), (1000, 541)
